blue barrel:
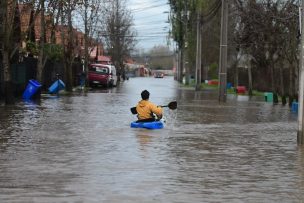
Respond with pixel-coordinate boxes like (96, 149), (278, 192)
(226, 82), (232, 89)
(48, 79), (65, 94)
(292, 102), (298, 113)
(22, 79), (42, 100)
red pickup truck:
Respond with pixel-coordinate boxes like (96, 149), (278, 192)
(88, 64), (118, 87)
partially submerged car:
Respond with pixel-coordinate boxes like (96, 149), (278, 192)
(88, 64), (118, 87)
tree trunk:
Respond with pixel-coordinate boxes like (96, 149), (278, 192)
(270, 63), (278, 104)
(60, 6), (70, 92)
(288, 63), (296, 106)
(234, 64), (238, 89)
(248, 62), (253, 96)
(3, 51), (14, 104)
(84, 0), (89, 86)
(36, 0), (45, 98)
(66, 4), (73, 92)
(279, 64), (286, 105)
(178, 49), (183, 83)
(1, 0), (17, 105)
(184, 55), (190, 85)
(50, 6), (61, 44)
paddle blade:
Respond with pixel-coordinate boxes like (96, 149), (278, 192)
(168, 101), (177, 110)
(130, 107), (137, 114)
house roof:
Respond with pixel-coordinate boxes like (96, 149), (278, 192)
(125, 58), (135, 64)
(97, 55), (111, 62)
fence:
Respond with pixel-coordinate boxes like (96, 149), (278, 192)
(0, 57), (82, 99)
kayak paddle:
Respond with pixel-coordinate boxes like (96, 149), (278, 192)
(130, 101), (177, 114)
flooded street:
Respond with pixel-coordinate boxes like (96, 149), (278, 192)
(0, 77), (303, 202)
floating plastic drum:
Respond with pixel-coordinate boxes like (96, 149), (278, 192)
(48, 79), (65, 94)
(226, 82), (232, 89)
(292, 102), (298, 113)
(22, 79), (42, 100)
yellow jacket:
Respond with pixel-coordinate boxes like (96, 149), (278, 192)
(136, 100), (163, 120)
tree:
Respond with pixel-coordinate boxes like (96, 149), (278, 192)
(279, 0), (299, 105)
(147, 45), (174, 70)
(18, 0), (63, 94)
(103, 0), (136, 80)
(37, 0), (46, 88)
(77, 0), (104, 86)
(0, 0), (20, 104)
(169, 0), (190, 84)
(58, 0), (79, 91)
(234, 0), (299, 103)
(169, 0), (222, 84)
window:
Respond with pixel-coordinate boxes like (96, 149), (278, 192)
(91, 66), (109, 74)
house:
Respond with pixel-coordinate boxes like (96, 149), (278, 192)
(18, 3), (104, 61)
(96, 55), (111, 64)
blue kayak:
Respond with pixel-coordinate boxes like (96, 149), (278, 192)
(130, 121), (164, 129)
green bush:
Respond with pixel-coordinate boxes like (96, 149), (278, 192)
(26, 41), (39, 55)
(44, 44), (63, 61)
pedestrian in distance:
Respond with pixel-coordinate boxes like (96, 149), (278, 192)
(136, 90), (163, 123)
(79, 71), (86, 90)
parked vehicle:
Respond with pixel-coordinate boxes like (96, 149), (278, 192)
(154, 71), (164, 78)
(88, 64), (118, 87)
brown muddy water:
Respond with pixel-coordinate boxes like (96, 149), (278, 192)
(0, 77), (303, 203)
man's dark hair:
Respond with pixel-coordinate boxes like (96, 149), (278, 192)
(141, 90), (150, 100)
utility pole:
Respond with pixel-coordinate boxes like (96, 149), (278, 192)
(298, 2), (304, 144)
(195, 12), (202, 91)
(175, 42), (182, 82)
(178, 49), (183, 82)
(218, 0), (228, 102)
(0, 1), (3, 51)
(175, 44), (181, 82)
(84, 0), (89, 86)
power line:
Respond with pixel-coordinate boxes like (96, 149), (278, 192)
(132, 20), (168, 26)
(136, 28), (170, 32)
(131, 3), (169, 13)
(132, 12), (169, 21)
(100, 33), (168, 37)
(136, 33), (169, 38)
(129, 0), (165, 8)
(133, 20), (168, 27)
(202, 0), (222, 23)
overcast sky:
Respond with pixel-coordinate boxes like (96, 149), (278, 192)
(127, 0), (172, 52)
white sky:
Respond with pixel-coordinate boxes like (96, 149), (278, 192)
(73, 0), (172, 53)
(127, 0), (172, 52)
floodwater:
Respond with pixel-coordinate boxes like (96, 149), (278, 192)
(0, 77), (303, 202)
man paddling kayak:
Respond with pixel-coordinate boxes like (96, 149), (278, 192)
(136, 90), (163, 123)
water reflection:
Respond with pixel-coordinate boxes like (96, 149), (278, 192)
(295, 147), (304, 201)
(136, 133), (153, 147)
